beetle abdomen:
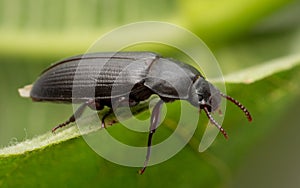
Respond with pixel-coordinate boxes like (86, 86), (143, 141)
(30, 52), (159, 102)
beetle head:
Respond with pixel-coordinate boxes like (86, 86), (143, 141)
(192, 78), (221, 112)
(190, 77), (252, 139)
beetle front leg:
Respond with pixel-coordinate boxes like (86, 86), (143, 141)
(52, 99), (97, 133)
(139, 99), (164, 174)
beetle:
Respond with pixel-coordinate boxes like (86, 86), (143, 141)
(30, 52), (252, 174)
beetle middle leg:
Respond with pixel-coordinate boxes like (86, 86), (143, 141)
(100, 108), (113, 128)
(100, 97), (139, 128)
(52, 99), (102, 132)
(139, 99), (164, 174)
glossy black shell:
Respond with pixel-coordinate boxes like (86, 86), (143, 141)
(30, 52), (202, 104)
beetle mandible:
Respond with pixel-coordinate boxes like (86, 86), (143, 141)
(29, 52), (252, 174)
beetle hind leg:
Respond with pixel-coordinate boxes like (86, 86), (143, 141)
(52, 99), (100, 133)
(139, 99), (164, 174)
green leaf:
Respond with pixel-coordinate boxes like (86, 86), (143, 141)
(216, 53), (300, 84)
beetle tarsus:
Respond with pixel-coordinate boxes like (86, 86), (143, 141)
(52, 117), (75, 133)
(139, 99), (164, 174)
(51, 100), (92, 133)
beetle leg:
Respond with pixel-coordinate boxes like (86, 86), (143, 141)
(87, 99), (104, 111)
(86, 99), (110, 128)
(139, 99), (164, 174)
(203, 106), (228, 139)
(52, 99), (95, 133)
(101, 108), (113, 128)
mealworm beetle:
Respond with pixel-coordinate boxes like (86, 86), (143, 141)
(29, 52), (252, 174)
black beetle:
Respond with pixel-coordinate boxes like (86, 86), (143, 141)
(30, 52), (252, 174)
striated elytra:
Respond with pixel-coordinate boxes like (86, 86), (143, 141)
(29, 52), (252, 174)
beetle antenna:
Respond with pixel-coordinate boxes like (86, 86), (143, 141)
(220, 92), (252, 122)
(203, 106), (228, 139)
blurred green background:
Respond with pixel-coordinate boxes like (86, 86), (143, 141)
(1, 0), (300, 187)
